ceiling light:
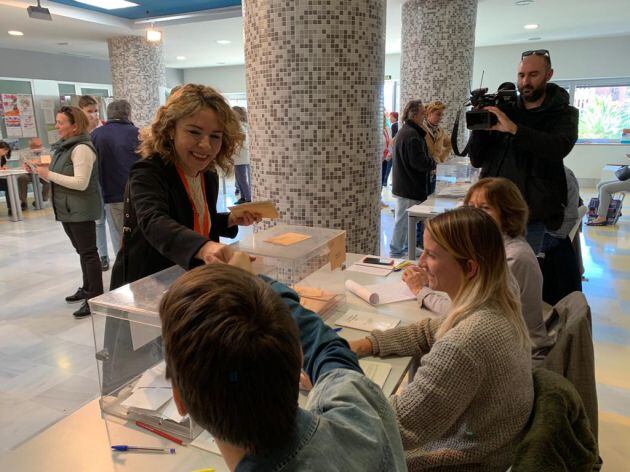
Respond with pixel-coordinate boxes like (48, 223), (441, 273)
(8, 30), (24, 36)
(75, 0), (139, 9)
(27, 1), (52, 21)
(176, 56), (186, 61)
(146, 28), (162, 42)
(216, 40), (231, 45)
(528, 37), (542, 41)
(515, 0), (534, 5)
(217, 62), (226, 65)
(524, 24), (539, 30)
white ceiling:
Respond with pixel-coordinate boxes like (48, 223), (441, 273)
(0, 0), (629, 69)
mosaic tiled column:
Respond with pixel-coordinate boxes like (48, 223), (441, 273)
(243, 0), (386, 255)
(400, 0), (477, 147)
(107, 36), (166, 127)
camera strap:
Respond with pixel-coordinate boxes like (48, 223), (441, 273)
(451, 111), (471, 157)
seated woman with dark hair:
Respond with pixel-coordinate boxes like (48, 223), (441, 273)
(350, 206), (534, 471)
(403, 177), (554, 354)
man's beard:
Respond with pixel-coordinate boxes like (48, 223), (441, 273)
(519, 84), (546, 103)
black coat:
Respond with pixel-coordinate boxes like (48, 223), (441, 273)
(392, 120), (434, 201)
(469, 83), (579, 230)
(110, 155), (237, 289)
(91, 119), (140, 204)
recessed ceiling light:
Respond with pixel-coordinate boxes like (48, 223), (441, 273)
(75, 0), (138, 9)
(524, 24), (539, 30)
(515, 0), (534, 5)
(8, 30), (24, 36)
(176, 56), (186, 61)
(528, 37), (542, 41)
(217, 62), (226, 65)
(146, 28), (162, 42)
(216, 40), (231, 45)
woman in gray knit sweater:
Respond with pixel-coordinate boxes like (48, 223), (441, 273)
(404, 177), (554, 355)
(350, 206), (534, 471)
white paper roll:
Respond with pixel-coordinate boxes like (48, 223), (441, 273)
(345, 279), (379, 305)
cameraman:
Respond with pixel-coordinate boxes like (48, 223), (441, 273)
(469, 50), (579, 253)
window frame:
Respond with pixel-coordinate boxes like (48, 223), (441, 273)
(555, 77), (630, 144)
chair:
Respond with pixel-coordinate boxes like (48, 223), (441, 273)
(540, 292), (601, 469)
(511, 368), (598, 471)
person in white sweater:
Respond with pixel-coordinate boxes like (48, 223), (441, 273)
(404, 177), (554, 356)
(350, 206), (534, 471)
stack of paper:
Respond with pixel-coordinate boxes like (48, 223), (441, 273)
(347, 262), (393, 277)
(120, 361), (189, 425)
(335, 309), (401, 332)
(294, 285), (341, 319)
(437, 182), (471, 198)
(265, 232), (311, 246)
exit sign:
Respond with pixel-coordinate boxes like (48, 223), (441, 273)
(384, 75), (392, 80)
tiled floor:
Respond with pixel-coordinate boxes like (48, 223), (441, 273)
(0, 184), (628, 469)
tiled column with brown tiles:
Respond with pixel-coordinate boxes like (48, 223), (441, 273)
(243, 0), (386, 254)
(107, 36), (166, 128)
(400, 0), (477, 146)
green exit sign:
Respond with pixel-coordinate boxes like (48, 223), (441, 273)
(384, 75), (392, 80)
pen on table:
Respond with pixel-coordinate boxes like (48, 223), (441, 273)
(333, 327), (343, 332)
(135, 420), (186, 446)
(111, 445), (175, 454)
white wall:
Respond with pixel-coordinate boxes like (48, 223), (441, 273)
(183, 65), (247, 94)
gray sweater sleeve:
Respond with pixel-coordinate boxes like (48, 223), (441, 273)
(368, 317), (439, 358)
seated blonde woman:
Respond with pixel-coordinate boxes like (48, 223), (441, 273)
(404, 177), (553, 354)
(350, 206), (533, 471)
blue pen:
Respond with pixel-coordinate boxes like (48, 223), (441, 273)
(333, 327), (343, 332)
(112, 445), (176, 454)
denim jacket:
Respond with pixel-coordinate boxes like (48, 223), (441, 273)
(235, 278), (407, 472)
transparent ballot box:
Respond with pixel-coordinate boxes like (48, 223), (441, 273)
(88, 266), (203, 442)
(236, 224), (346, 284)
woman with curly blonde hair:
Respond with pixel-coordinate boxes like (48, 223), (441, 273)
(111, 84), (261, 288)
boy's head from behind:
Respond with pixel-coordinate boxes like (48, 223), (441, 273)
(159, 264), (301, 454)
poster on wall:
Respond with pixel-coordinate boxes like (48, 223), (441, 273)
(1, 93), (37, 138)
(21, 114), (37, 137)
(2, 94), (20, 117)
(5, 115), (22, 137)
(17, 95), (34, 115)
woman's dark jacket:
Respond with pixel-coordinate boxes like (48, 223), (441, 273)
(392, 120), (434, 201)
(110, 155), (237, 289)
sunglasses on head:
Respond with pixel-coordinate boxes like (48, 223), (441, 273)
(521, 49), (550, 59)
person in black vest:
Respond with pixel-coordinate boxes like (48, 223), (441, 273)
(389, 99), (434, 258)
(0, 140), (16, 215)
(469, 50), (579, 254)
(110, 84), (260, 289)
(34, 106), (103, 318)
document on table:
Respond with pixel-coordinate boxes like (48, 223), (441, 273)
(265, 232), (312, 246)
(335, 309), (400, 332)
(359, 360), (392, 389)
(347, 263), (393, 277)
(191, 430), (222, 455)
(345, 279), (416, 305)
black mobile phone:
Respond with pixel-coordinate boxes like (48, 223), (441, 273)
(362, 257), (394, 266)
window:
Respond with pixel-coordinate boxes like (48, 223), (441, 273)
(556, 78), (630, 144)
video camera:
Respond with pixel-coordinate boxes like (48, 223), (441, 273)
(465, 82), (518, 130)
